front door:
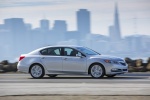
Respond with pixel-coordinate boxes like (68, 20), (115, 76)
(62, 47), (86, 73)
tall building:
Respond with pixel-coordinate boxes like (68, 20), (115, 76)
(114, 3), (121, 40)
(3, 18), (27, 58)
(52, 20), (67, 33)
(109, 3), (121, 41)
(52, 20), (67, 42)
(77, 9), (91, 38)
(40, 19), (49, 31)
(4, 18), (26, 33)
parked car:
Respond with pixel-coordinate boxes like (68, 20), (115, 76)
(17, 45), (128, 79)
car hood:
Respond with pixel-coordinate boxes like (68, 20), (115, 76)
(89, 55), (124, 61)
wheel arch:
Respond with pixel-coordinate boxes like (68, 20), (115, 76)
(88, 62), (106, 75)
(29, 63), (45, 74)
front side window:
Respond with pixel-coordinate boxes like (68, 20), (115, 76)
(64, 48), (82, 57)
(40, 47), (61, 56)
(76, 47), (100, 55)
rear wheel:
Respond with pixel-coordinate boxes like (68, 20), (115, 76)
(90, 64), (105, 78)
(47, 74), (57, 77)
(30, 64), (45, 79)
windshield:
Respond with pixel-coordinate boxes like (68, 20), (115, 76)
(76, 47), (100, 55)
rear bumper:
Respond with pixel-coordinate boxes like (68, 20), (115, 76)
(17, 62), (29, 73)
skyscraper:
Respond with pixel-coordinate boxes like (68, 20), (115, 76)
(4, 18), (26, 33)
(52, 20), (67, 33)
(52, 20), (67, 42)
(40, 19), (49, 31)
(109, 3), (121, 41)
(77, 9), (91, 38)
(114, 3), (121, 40)
(4, 18), (27, 57)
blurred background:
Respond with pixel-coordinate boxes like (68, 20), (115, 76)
(0, 0), (150, 72)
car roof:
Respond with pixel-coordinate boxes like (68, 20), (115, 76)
(39, 45), (84, 49)
(29, 45), (83, 53)
(28, 45), (85, 55)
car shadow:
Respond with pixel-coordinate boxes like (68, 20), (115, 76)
(105, 76), (148, 79)
(29, 76), (148, 80)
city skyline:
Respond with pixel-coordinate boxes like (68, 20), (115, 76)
(0, 8), (150, 60)
(0, 0), (150, 36)
(0, 1), (150, 61)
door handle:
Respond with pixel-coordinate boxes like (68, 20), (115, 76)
(41, 57), (45, 59)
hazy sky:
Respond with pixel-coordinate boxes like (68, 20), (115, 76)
(0, 0), (150, 36)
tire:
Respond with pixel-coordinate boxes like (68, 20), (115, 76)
(47, 74), (57, 77)
(30, 64), (45, 79)
(89, 64), (105, 78)
(106, 75), (116, 77)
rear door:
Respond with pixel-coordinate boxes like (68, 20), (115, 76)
(40, 47), (63, 72)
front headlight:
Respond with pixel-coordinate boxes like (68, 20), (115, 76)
(104, 59), (111, 63)
(104, 59), (119, 64)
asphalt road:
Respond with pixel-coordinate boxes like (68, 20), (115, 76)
(0, 73), (150, 96)
(0, 73), (150, 83)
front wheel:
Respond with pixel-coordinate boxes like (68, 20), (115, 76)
(30, 64), (45, 79)
(90, 64), (105, 78)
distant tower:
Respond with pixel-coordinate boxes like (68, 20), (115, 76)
(77, 9), (91, 38)
(110, 3), (121, 41)
(114, 3), (121, 41)
(40, 19), (49, 31)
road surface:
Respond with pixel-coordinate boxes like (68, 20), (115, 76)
(0, 73), (150, 96)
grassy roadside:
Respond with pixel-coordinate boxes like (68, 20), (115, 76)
(0, 95), (150, 100)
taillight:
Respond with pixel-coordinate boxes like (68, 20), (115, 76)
(19, 56), (25, 61)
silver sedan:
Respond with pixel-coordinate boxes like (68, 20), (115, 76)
(17, 45), (128, 79)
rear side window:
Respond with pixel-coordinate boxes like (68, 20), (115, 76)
(40, 49), (48, 55)
(40, 47), (61, 56)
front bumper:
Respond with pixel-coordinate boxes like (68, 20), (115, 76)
(105, 63), (128, 75)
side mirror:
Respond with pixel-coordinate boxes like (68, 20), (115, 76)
(76, 53), (84, 58)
